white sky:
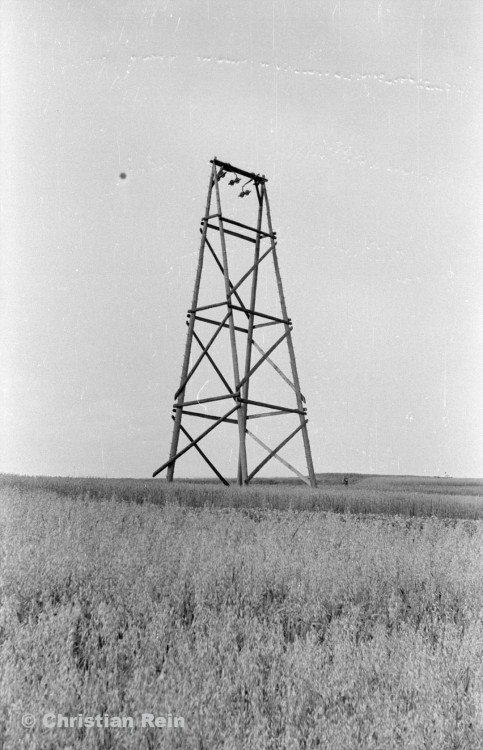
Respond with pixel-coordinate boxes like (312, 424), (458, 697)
(1, 0), (483, 479)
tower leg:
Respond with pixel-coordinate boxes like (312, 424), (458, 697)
(166, 163), (216, 482)
(239, 183), (265, 477)
(213, 169), (248, 485)
(264, 192), (318, 488)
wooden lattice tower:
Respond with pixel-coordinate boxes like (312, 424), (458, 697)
(153, 158), (317, 487)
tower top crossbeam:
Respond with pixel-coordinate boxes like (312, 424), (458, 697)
(210, 158), (267, 184)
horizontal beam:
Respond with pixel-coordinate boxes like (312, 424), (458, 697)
(246, 410), (291, 420)
(229, 304), (289, 325)
(189, 300), (226, 314)
(180, 409), (238, 424)
(218, 216), (274, 239)
(252, 320), (280, 329)
(174, 393), (238, 408)
(193, 314), (248, 334)
(210, 158), (267, 184)
(206, 223), (257, 244)
(238, 397), (305, 415)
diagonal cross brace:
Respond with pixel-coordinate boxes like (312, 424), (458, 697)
(153, 403), (240, 477)
(246, 429), (311, 486)
(204, 236), (301, 397)
(176, 417), (229, 485)
(227, 245), (275, 297)
(190, 324), (233, 396)
(251, 339), (303, 400)
(174, 310), (231, 399)
(238, 328), (291, 391)
(246, 420), (307, 482)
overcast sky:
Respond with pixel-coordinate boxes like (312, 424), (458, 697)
(1, 0), (482, 479)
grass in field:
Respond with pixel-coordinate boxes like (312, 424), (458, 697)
(1, 483), (483, 749)
(1, 472), (483, 519)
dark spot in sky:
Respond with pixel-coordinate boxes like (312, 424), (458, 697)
(120, 172), (127, 179)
